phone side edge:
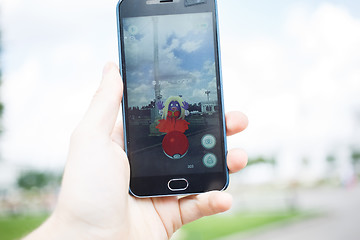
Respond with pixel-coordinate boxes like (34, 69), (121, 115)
(214, 0), (229, 191)
(116, 1), (134, 196)
(116, 0), (128, 157)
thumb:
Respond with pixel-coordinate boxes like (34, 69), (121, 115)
(81, 63), (123, 135)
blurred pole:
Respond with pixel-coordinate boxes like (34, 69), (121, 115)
(149, 17), (163, 136)
(153, 16), (162, 107)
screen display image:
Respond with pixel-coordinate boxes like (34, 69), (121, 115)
(122, 12), (225, 178)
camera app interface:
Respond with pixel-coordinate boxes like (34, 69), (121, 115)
(123, 12), (224, 177)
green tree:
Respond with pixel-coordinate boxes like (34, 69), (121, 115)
(17, 170), (61, 191)
(352, 150), (360, 176)
(247, 156), (276, 167)
(352, 151), (360, 165)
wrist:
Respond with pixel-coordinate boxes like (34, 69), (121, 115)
(23, 209), (127, 240)
(23, 212), (89, 240)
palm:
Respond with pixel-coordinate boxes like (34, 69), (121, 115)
(107, 135), (189, 239)
(127, 196), (177, 239)
(59, 135), (183, 239)
(112, 140), (180, 239)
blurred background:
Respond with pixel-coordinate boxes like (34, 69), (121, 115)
(0, 0), (359, 239)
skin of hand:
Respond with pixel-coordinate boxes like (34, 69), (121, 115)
(24, 63), (248, 240)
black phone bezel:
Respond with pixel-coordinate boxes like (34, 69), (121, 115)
(117, 0), (228, 197)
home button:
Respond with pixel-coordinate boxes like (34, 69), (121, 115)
(168, 178), (189, 191)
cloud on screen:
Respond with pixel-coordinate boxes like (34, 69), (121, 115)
(123, 13), (217, 107)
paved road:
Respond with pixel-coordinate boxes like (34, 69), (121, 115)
(222, 186), (360, 240)
(131, 128), (223, 177)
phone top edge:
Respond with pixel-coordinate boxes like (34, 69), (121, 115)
(119, 0), (215, 18)
(117, 0), (123, 7)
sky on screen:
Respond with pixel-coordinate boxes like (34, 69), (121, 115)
(123, 13), (216, 107)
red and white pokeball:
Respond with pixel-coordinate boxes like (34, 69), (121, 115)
(162, 131), (189, 159)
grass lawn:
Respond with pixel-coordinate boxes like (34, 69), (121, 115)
(0, 215), (48, 240)
(0, 211), (304, 240)
(179, 211), (303, 240)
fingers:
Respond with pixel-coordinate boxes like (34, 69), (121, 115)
(227, 148), (248, 174)
(225, 112), (248, 173)
(80, 63), (123, 135)
(111, 120), (125, 149)
(179, 191), (232, 225)
(176, 148), (247, 226)
(225, 111), (248, 136)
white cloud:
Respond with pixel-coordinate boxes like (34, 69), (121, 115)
(128, 84), (154, 107)
(286, 4), (360, 56)
(220, 2), (360, 180)
(1, 0), (119, 169)
(181, 40), (203, 53)
(1, 0), (360, 180)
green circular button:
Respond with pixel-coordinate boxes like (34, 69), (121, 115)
(201, 134), (216, 149)
(203, 153), (217, 168)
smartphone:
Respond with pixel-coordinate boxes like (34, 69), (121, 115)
(116, 0), (228, 197)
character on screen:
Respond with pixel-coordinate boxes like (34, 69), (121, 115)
(156, 96), (190, 159)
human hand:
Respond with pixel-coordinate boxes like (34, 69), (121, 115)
(24, 63), (248, 240)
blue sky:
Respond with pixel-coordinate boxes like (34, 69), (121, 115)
(123, 13), (217, 107)
(1, 0), (360, 183)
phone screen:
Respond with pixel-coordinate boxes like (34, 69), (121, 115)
(122, 11), (226, 179)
